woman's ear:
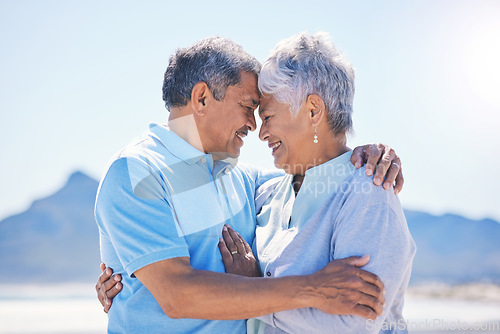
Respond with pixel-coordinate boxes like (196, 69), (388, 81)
(190, 82), (211, 116)
(307, 94), (326, 127)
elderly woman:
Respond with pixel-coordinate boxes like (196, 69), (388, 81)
(217, 32), (416, 334)
(97, 32), (415, 333)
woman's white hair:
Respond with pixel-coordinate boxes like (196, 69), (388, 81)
(258, 32), (355, 135)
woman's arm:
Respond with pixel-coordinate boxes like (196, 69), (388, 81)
(95, 263), (122, 313)
(217, 224), (261, 277)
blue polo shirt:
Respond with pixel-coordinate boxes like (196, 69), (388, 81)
(95, 123), (281, 334)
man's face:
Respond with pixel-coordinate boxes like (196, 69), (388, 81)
(204, 71), (259, 159)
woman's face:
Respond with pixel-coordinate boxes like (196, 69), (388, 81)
(258, 94), (313, 174)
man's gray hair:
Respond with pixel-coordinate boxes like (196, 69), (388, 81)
(258, 32), (355, 135)
(162, 36), (261, 110)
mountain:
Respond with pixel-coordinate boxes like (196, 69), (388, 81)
(405, 209), (500, 284)
(0, 171), (101, 283)
(0, 171), (499, 284)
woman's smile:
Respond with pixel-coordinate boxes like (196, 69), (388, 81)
(269, 141), (282, 155)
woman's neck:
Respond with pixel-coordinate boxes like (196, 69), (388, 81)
(291, 138), (350, 195)
(313, 133), (349, 167)
(292, 174), (305, 196)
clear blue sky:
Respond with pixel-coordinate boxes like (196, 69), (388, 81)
(1, 0), (499, 221)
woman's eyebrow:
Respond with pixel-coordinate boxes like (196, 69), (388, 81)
(258, 107), (267, 117)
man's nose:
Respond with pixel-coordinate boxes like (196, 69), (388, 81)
(246, 113), (256, 132)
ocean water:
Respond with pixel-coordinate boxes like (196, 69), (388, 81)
(1, 284), (499, 333)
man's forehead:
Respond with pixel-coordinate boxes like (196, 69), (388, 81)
(227, 85), (259, 105)
(234, 71), (260, 104)
(235, 83), (260, 105)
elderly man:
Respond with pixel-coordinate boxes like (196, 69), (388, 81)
(95, 36), (403, 333)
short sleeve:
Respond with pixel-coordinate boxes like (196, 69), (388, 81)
(95, 157), (190, 277)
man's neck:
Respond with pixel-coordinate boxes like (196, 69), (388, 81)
(167, 111), (205, 153)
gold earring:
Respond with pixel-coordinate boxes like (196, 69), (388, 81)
(313, 127), (318, 144)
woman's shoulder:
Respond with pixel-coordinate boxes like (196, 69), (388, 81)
(340, 166), (401, 209)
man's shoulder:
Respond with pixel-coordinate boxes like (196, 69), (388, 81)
(235, 162), (284, 182)
(104, 128), (177, 174)
(114, 130), (165, 162)
(97, 130), (168, 192)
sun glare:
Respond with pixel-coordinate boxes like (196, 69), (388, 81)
(462, 20), (500, 110)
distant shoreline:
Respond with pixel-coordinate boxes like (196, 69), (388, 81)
(2, 282), (500, 301)
(406, 282), (500, 302)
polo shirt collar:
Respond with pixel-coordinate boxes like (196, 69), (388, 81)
(148, 123), (208, 165)
(214, 157), (238, 175)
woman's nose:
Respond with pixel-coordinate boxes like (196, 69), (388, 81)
(259, 123), (269, 142)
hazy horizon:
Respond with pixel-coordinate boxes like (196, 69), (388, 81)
(2, 168), (499, 224)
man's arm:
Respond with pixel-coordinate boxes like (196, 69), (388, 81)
(135, 254), (385, 320)
(97, 253), (385, 320)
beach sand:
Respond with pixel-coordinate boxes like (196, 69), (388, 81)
(1, 283), (499, 333)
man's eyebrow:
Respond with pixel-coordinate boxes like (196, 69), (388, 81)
(242, 97), (259, 107)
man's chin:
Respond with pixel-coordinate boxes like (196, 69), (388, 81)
(228, 149), (241, 159)
(229, 144), (242, 158)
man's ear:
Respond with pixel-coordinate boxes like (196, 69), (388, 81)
(307, 94), (326, 128)
(190, 82), (211, 116)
